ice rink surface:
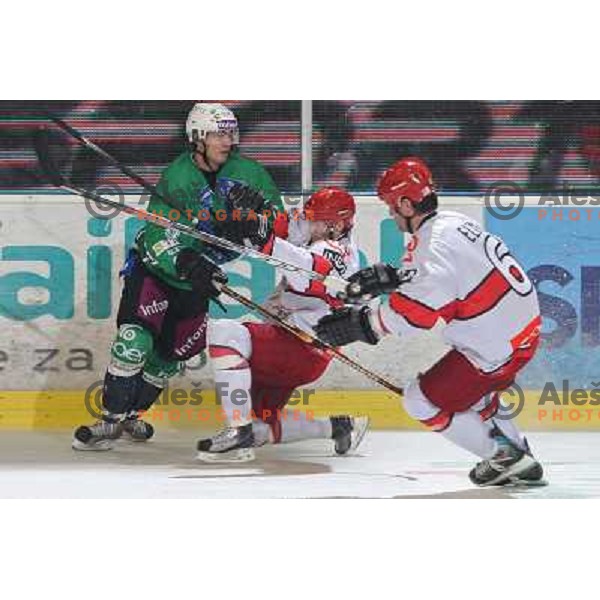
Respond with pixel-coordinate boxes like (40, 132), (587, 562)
(0, 429), (597, 498)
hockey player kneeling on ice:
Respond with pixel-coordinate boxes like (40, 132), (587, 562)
(197, 187), (369, 462)
(72, 103), (283, 451)
(315, 158), (545, 487)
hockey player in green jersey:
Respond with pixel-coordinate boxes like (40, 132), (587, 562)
(73, 103), (284, 451)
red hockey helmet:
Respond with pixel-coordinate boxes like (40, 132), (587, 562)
(304, 187), (356, 227)
(377, 157), (435, 210)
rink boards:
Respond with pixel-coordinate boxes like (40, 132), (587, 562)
(1, 388), (600, 431)
(1, 193), (600, 430)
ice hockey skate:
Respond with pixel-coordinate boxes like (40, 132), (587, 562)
(72, 420), (123, 451)
(469, 432), (546, 487)
(196, 423), (256, 463)
(331, 415), (370, 455)
(121, 416), (155, 442)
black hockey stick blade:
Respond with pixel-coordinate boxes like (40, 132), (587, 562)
(32, 127), (67, 188)
(44, 112), (160, 196)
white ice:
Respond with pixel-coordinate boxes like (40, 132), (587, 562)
(0, 430), (596, 498)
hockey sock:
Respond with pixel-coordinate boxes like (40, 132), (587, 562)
(102, 323), (154, 418)
(434, 411), (497, 459)
(215, 365), (253, 425)
(472, 392), (528, 452)
(403, 380), (497, 459)
(102, 371), (141, 419)
(208, 320), (253, 426)
(131, 376), (163, 413)
(130, 352), (184, 415)
(254, 412), (333, 445)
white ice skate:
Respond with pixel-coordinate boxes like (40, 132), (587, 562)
(196, 424), (256, 463)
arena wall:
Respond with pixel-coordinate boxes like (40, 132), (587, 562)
(2, 194), (599, 429)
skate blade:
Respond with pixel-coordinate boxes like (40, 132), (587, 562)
(71, 439), (115, 452)
(195, 448), (256, 463)
(504, 476), (549, 488)
(120, 432), (151, 443)
(350, 416), (370, 452)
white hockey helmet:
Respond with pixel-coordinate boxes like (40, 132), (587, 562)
(185, 103), (240, 146)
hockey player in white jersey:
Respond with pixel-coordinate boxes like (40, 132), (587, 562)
(315, 158), (545, 487)
(197, 187), (369, 462)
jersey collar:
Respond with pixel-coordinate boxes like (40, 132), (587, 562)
(416, 211), (438, 232)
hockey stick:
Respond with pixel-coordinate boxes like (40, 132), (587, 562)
(33, 125), (347, 292)
(221, 284), (404, 396)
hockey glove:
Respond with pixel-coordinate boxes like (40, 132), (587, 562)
(343, 263), (402, 303)
(314, 306), (380, 347)
(219, 209), (273, 249)
(176, 249), (228, 299)
(225, 182), (268, 211)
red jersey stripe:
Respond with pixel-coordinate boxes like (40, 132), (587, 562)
(389, 268), (514, 328)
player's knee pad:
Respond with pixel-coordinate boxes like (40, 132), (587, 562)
(142, 352), (184, 389)
(109, 324), (154, 376)
(207, 320), (251, 370)
(403, 379), (453, 433)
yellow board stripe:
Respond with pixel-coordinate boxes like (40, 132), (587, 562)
(1, 389), (600, 430)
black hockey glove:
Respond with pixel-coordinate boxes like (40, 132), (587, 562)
(176, 249), (228, 299)
(220, 209), (273, 249)
(342, 263), (402, 303)
(314, 306), (380, 347)
(225, 182), (268, 211)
